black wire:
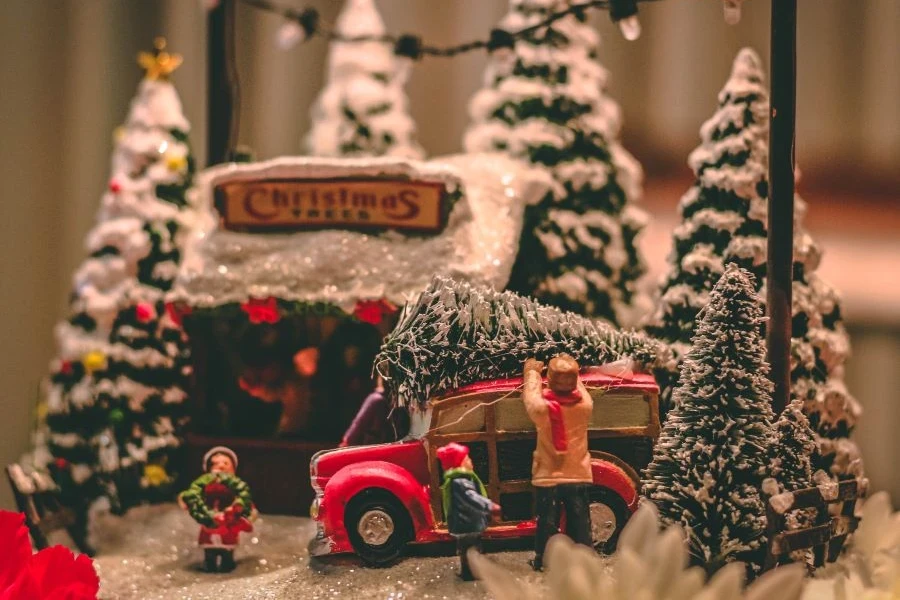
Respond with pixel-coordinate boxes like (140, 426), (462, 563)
(237, 0), (660, 59)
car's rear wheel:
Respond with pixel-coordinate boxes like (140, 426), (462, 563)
(589, 487), (630, 555)
(344, 488), (413, 567)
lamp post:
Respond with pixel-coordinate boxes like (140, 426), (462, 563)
(767, 0), (797, 414)
(207, 0), (238, 166)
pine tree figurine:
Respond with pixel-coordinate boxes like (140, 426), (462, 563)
(43, 38), (195, 510)
(644, 48), (769, 403)
(770, 399), (816, 492)
(463, 0), (647, 325)
(645, 47), (861, 479)
(305, 0), (424, 159)
(642, 264), (775, 577)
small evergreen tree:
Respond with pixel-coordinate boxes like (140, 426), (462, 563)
(642, 264), (775, 577)
(770, 399), (816, 492)
(463, 0), (648, 325)
(376, 275), (670, 407)
(43, 40), (195, 510)
(305, 0), (424, 159)
(644, 48), (770, 407)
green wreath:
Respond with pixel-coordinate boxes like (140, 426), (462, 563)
(179, 472), (253, 527)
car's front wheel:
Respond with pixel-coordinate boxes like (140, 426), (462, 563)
(588, 487), (630, 554)
(344, 488), (413, 567)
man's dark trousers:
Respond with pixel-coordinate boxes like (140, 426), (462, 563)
(533, 483), (591, 569)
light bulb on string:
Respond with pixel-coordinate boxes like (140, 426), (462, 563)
(609, 0), (641, 41)
(723, 0), (744, 25)
(618, 16), (642, 41)
(276, 21), (305, 50)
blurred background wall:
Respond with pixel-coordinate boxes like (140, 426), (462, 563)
(1, 0), (898, 510)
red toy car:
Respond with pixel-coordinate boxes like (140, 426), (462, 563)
(309, 368), (660, 565)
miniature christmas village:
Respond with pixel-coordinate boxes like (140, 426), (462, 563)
(4, 0), (895, 599)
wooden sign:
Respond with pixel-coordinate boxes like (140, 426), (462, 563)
(214, 178), (447, 234)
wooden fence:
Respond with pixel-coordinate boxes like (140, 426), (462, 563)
(763, 478), (862, 572)
(5, 464), (93, 554)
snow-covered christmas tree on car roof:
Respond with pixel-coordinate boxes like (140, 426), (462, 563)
(305, 0), (424, 159)
(642, 264), (776, 578)
(464, 0), (648, 326)
(644, 47), (861, 481)
(376, 275), (670, 407)
(41, 38), (195, 512)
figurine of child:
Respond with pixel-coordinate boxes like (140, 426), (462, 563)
(437, 442), (500, 581)
(178, 446), (256, 573)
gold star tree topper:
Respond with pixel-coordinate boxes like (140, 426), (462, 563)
(138, 37), (183, 81)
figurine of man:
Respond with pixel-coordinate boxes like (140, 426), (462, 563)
(522, 355), (593, 571)
(178, 446), (255, 573)
(437, 442), (500, 581)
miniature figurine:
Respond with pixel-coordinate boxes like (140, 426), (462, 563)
(437, 442), (500, 581)
(178, 446), (256, 573)
(339, 378), (409, 446)
(521, 355), (593, 571)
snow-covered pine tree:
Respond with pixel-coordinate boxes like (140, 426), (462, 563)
(43, 39), (195, 510)
(642, 264), (775, 578)
(644, 48), (770, 406)
(463, 0), (648, 326)
(305, 0), (424, 159)
(770, 399), (816, 492)
(644, 48), (861, 480)
(376, 275), (670, 407)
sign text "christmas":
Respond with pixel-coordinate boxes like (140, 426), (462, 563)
(214, 178), (446, 234)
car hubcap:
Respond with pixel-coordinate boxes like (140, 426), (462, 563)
(357, 509), (395, 546)
(590, 502), (617, 547)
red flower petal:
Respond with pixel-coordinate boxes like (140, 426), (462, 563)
(0, 511), (32, 592)
(29, 546), (99, 599)
(0, 569), (40, 600)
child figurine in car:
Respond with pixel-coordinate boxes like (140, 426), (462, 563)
(178, 446), (256, 573)
(437, 442), (500, 581)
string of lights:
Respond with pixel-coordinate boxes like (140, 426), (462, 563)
(233, 0), (656, 56)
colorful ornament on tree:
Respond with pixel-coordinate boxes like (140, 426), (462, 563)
(108, 178), (122, 194)
(135, 302), (156, 323)
(164, 153), (188, 173)
(108, 408), (125, 427)
(142, 464), (170, 488)
(58, 360), (74, 376)
(241, 297), (280, 324)
(82, 350), (107, 374)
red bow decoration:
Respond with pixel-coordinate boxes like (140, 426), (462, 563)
(241, 297), (280, 325)
(164, 301), (191, 328)
(0, 511), (99, 600)
(353, 299), (396, 325)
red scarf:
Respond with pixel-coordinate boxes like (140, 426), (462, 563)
(542, 388), (582, 452)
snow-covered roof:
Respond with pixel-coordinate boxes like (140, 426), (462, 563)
(171, 154), (548, 312)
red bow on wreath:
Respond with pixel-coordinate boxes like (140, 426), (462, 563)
(0, 511), (99, 600)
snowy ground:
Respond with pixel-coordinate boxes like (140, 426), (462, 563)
(76, 504), (552, 600)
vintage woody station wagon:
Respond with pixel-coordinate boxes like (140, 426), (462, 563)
(310, 368), (660, 565)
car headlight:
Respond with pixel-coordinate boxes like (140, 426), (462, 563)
(310, 497), (320, 519)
